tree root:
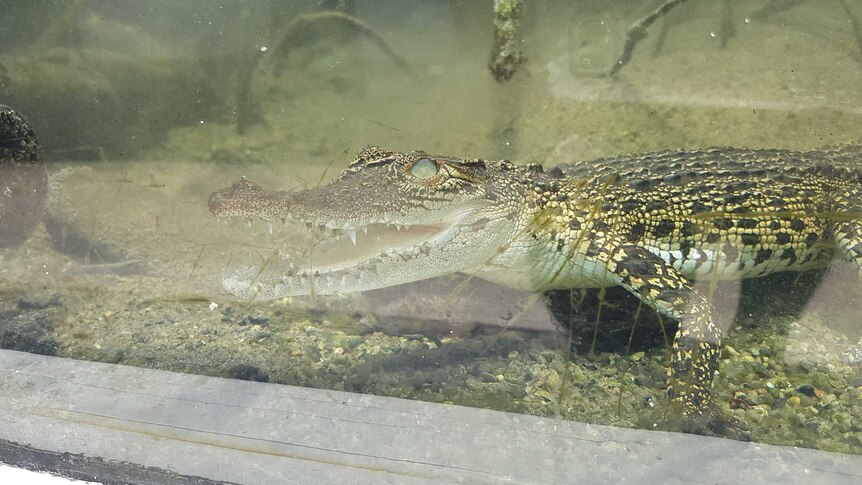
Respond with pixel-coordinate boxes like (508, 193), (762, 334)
(236, 10), (408, 133)
(489, 0), (526, 83)
(609, 0), (692, 78)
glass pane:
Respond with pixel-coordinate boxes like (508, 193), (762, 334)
(3, 0), (862, 465)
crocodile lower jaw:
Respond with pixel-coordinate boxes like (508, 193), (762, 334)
(222, 219), (475, 299)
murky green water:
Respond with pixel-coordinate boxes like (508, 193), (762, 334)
(3, 0), (862, 456)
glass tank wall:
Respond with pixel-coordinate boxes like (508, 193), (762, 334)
(3, 0), (862, 456)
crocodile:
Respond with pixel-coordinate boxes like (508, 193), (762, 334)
(209, 144), (862, 414)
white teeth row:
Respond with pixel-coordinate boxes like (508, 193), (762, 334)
(250, 217), (412, 246)
(324, 223), (410, 246)
(242, 216), (414, 237)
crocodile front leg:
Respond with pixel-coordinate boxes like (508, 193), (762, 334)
(608, 243), (721, 414)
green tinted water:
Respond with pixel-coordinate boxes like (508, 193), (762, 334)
(2, 0), (862, 454)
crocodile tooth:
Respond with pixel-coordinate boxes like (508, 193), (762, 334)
(362, 226), (368, 235)
(395, 224), (403, 231)
(267, 222), (273, 235)
(347, 230), (357, 245)
(318, 224), (326, 233)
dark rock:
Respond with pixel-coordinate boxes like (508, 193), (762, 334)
(797, 384), (817, 397)
(0, 311), (57, 356)
(0, 105), (47, 248)
(227, 363), (269, 382)
(242, 315), (270, 325)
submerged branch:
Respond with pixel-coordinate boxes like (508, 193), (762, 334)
(235, 10), (409, 134)
(838, 0), (862, 63)
(489, 0), (526, 83)
(609, 0), (692, 78)
(271, 11), (408, 76)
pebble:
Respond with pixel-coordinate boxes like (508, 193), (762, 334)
(246, 315), (269, 325)
(797, 384), (816, 397)
(787, 396), (801, 407)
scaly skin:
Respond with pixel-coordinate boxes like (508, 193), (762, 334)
(209, 144), (862, 414)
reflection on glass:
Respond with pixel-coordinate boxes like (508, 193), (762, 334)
(2, 0), (862, 456)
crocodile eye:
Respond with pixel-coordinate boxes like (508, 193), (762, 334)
(410, 158), (438, 179)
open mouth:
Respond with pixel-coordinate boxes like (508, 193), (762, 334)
(211, 175), (497, 298)
(290, 220), (448, 276)
(220, 209), (496, 299)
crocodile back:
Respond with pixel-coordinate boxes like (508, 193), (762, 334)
(536, 144), (862, 284)
(555, 144), (862, 185)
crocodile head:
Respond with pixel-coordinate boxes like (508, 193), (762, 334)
(209, 146), (542, 299)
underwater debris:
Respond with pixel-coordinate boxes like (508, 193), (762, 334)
(750, 0), (810, 21)
(719, 0), (736, 49)
(838, 0), (862, 62)
(609, 0), (691, 78)
(270, 11), (408, 77)
(751, 0), (862, 66)
(650, 0), (861, 72)
(236, 10), (409, 134)
(489, 0), (526, 83)
(654, 0), (735, 54)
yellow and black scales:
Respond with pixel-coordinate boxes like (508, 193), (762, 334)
(210, 144), (862, 414)
(527, 144), (862, 413)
